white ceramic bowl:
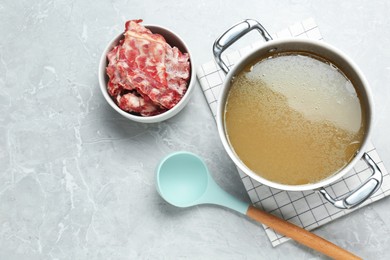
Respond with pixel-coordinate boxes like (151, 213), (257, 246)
(98, 24), (195, 123)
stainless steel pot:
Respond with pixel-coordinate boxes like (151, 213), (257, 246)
(213, 19), (382, 209)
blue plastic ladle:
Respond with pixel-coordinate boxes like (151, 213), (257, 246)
(156, 151), (360, 260)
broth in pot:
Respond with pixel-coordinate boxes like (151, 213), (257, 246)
(224, 53), (366, 185)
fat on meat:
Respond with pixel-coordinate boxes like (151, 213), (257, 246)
(105, 19), (190, 116)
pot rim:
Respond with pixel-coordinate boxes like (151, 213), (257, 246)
(216, 38), (374, 191)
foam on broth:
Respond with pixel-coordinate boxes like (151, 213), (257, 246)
(224, 53), (365, 185)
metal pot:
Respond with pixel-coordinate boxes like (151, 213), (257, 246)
(213, 19), (382, 209)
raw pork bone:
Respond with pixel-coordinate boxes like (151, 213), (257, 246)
(118, 92), (167, 116)
(105, 19), (190, 116)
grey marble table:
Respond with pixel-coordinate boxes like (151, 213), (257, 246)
(1, 0), (390, 259)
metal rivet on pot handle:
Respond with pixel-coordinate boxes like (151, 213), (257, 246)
(213, 19), (273, 74)
(318, 153), (383, 209)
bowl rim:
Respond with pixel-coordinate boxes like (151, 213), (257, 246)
(98, 23), (195, 123)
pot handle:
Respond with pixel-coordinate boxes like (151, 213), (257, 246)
(213, 19), (273, 74)
(318, 153), (382, 209)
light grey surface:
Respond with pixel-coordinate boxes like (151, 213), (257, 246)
(1, 0), (389, 259)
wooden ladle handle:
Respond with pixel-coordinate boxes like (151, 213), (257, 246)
(246, 205), (361, 260)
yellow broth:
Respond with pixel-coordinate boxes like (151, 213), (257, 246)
(224, 53), (365, 185)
